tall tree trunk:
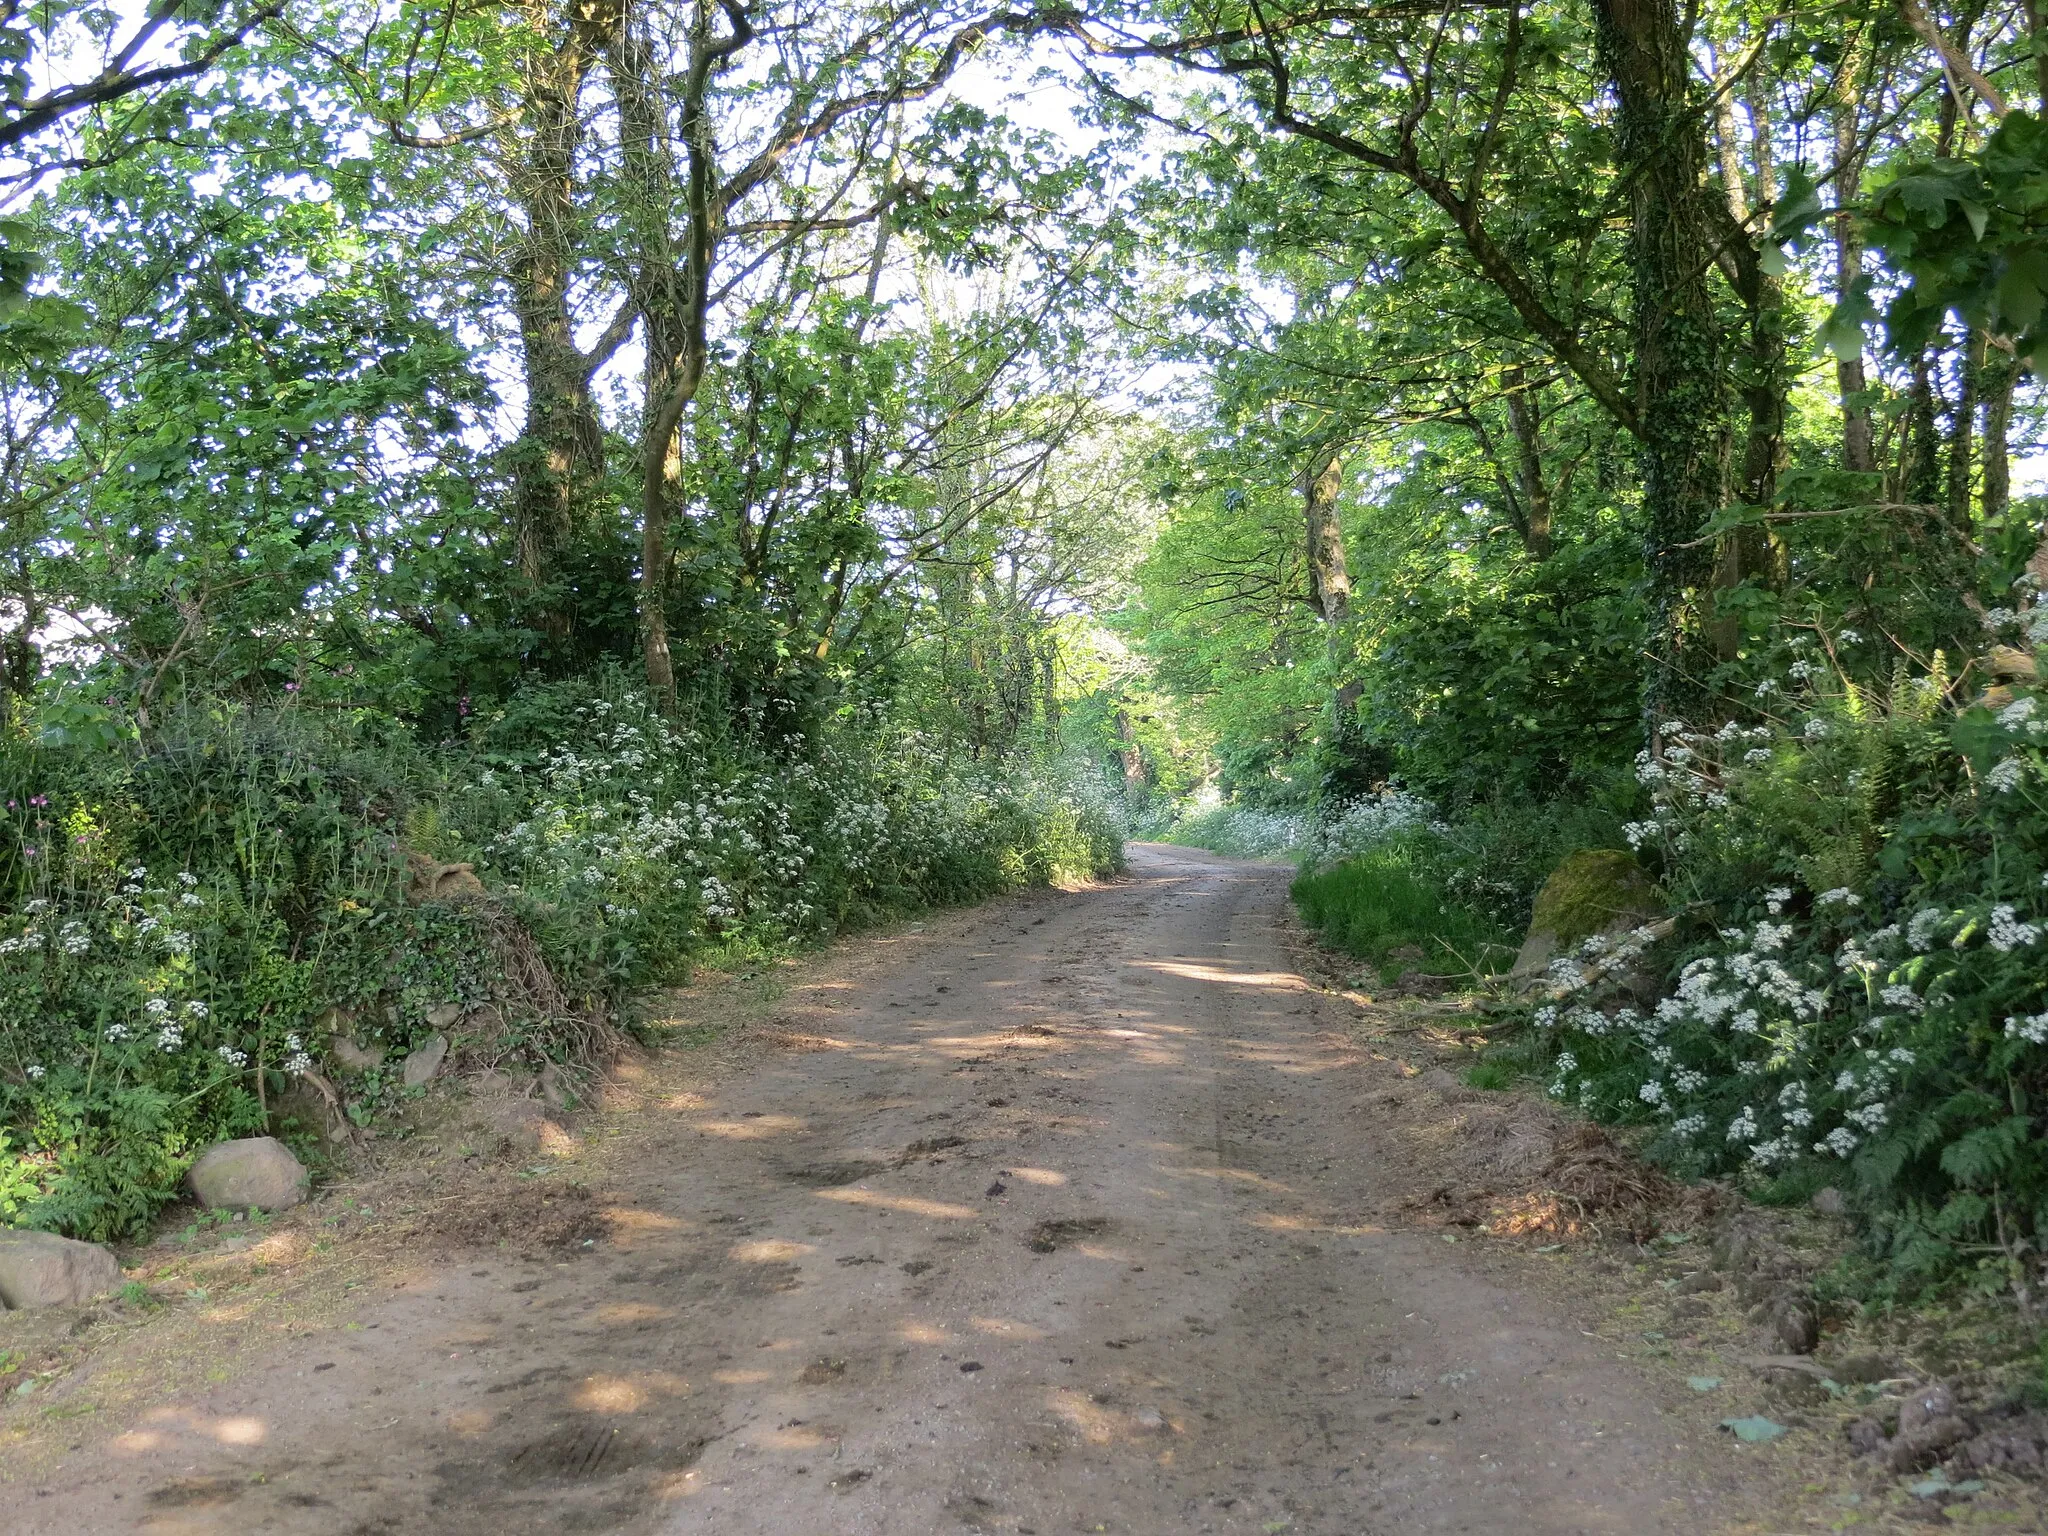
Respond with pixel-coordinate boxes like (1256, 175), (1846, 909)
(1982, 337), (2017, 521)
(1301, 444), (1361, 711)
(500, 0), (632, 645)
(1900, 347), (1944, 505)
(613, 0), (748, 709)
(1949, 329), (1983, 531)
(1718, 81), (1788, 659)
(1115, 708), (1144, 794)
(2028, 0), (2048, 105)
(1302, 446), (1350, 627)
(1833, 35), (1876, 473)
(508, 8), (609, 641)
(1502, 367), (1554, 559)
(0, 553), (39, 707)
(1591, 0), (1731, 715)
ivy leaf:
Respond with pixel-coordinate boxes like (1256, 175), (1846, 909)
(1818, 275), (1882, 361)
(1768, 166), (1827, 250)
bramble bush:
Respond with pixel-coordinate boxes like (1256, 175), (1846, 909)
(0, 675), (1122, 1241)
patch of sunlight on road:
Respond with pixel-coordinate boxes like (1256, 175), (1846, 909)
(1158, 1164), (1296, 1194)
(596, 1301), (676, 1324)
(756, 1422), (832, 1450)
(1046, 1386), (1121, 1444)
(1137, 960), (1312, 991)
(695, 1113), (806, 1138)
(729, 1238), (815, 1263)
(817, 1187), (977, 1220)
(971, 1316), (1048, 1339)
(1247, 1212), (1385, 1235)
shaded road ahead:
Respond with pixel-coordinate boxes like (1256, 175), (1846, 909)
(24, 844), (1751, 1534)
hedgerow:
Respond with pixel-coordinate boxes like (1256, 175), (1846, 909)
(0, 676), (1122, 1241)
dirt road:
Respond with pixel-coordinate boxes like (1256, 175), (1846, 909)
(16, 845), (1765, 1534)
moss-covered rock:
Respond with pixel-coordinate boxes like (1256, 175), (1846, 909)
(1511, 848), (1662, 979)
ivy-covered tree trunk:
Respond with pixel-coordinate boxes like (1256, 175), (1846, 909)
(1592, 0), (1731, 716)
(1833, 39), (1876, 474)
(1982, 338), (2017, 520)
(1301, 444), (1360, 711)
(1501, 367), (1555, 560)
(1950, 329), (1984, 531)
(507, 4), (613, 642)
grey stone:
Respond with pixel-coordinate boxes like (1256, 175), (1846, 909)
(1885, 1415), (1970, 1473)
(1898, 1381), (1957, 1436)
(1676, 1269), (1724, 1295)
(1134, 1406), (1167, 1432)
(1763, 1368), (1831, 1408)
(0, 1229), (123, 1308)
(1811, 1186), (1848, 1217)
(1770, 1296), (1819, 1354)
(1829, 1351), (1896, 1386)
(424, 1001), (462, 1029)
(402, 1033), (450, 1088)
(329, 1034), (384, 1072)
(492, 1098), (554, 1154)
(187, 1137), (308, 1211)
(539, 1062), (578, 1112)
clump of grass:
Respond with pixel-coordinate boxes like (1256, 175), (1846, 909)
(1291, 846), (1514, 980)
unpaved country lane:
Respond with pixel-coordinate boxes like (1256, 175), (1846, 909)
(20, 844), (1755, 1534)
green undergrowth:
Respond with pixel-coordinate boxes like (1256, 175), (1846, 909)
(1, 672), (1124, 1241)
(1291, 845), (1515, 980)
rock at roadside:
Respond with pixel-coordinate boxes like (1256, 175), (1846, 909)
(0, 1229), (123, 1309)
(329, 1034), (384, 1072)
(1769, 1295), (1820, 1354)
(1510, 849), (1662, 982)
(539, 1062), (579, 1111)
(187, 1136), (308, 1211)
(492, 1097), (557, 1154)
(402, 1033), (450, 1088)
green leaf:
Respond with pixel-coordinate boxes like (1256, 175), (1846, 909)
(1768, 167), (1827, 249)
(1687, 1376), (1723, 1391)
(1719, 1416), (1788, 1442)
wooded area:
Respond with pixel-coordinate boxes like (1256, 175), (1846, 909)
(0, 0), (2045, 1303)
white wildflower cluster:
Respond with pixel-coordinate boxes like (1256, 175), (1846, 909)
(1989, 904), (2043, 951)
(2005, 1011), (2048, 1045)
(1541, 876), (1954, 1172)
(1307, 789), (1446, 865)
(475, 696), (1112, 949)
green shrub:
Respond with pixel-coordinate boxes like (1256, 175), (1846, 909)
(1292, 845), (1515, 978)
(1528, 656), (2048, 1294)
(0, 674), (1122, 1240)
